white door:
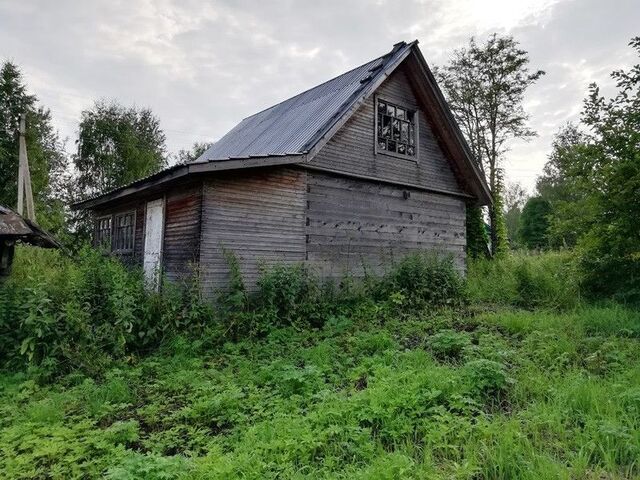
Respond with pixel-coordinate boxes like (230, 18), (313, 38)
(143, 198), (164, 289)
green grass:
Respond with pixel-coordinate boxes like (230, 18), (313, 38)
(1, 304), (639, 479)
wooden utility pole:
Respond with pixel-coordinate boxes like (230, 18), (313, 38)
(17, 113), (36, 222)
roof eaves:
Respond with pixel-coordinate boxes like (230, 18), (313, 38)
(71, 153), (308, 210)
(405, 46), (492, 206)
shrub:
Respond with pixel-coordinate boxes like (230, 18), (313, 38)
(376, 252), (465, 308)
(428, 330), (470, 361)
(463, 359), (513, 399)
(254, 263), (331, 330)
(467, 251), (580, 310)
(0, 246), (212, 375)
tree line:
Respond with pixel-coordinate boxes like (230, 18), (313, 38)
(0, 62), (211, 245)
(1, 35), (638, 301)
(438, 34), (639, 302)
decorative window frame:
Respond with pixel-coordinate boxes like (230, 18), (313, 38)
(112, 210), (136, 254)
(374, 95), (419, 162)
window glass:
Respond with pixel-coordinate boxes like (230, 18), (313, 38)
(113, 212), (135, 252)
(96, 216), (112, 249)
(376, 99), (416, 157)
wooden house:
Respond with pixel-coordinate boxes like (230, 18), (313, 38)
(72, 41), (491, 293)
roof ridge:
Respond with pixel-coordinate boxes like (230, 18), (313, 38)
(239, 42), (407, 122)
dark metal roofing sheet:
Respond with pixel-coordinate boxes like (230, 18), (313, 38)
(194, 42), (411, 162)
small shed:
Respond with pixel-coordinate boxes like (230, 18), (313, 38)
(0, 206), (59, 277)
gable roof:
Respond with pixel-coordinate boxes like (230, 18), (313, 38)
(195, 42), (413, 162)
(73, 41), (491, 209)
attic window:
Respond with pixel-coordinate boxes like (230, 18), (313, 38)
(113, 212), (135, 253)
(375, 98), (417, 158)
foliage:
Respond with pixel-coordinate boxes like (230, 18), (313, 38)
(518, 196), (552, 249)
(374, 252), (466, 308)
(467, 250), (581, 310)
(536, 38), (640, 303)
(0, 61), (69, 234)
(1, 300), (639, 478)
(74, 100), (167, 196)
(503, 181), (528, 248)
(436, 33), (545, 254)
(173, 141), (213, 165)
(0, 246), (213, 375)
(465, 205), (489, 259)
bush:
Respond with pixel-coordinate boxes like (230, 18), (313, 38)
(376, 252), (465, 308)
(463, 359), (513, 400)
(0, 246), (212, 375)
(428, 330), (470, 361)
(467, 251), (581, 310)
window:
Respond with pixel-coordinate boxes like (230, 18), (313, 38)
(376, 98), (417, 158)
(95, 216), (112, 249)
(113, 212), (135, 253)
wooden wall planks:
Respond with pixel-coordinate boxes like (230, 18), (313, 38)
(305, 171), (466, 280)
(162, 183), (203, 283)
(199, 168), (307, 294)
(311, 65), (464, 194)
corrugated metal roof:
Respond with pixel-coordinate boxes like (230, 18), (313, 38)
(194, 42), (413, 162)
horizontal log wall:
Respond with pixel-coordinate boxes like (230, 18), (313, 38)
(311, 65), (463, 194)
(199, 168), (307, 294)
(162, 183), (203, 283)
(305, 171), (466, 280)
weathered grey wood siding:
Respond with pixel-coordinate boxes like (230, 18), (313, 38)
(305, 171), (466, 280)
(199, 168), (307, 294)
(162, 183), (203, 283)
(311, 65), (463, 194)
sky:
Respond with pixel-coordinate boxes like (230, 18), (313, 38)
(0, 0), (638, 192)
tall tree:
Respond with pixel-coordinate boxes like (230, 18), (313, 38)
(174, 141), (213, 165)
(536, 124), (595, 248)
(0, 61), (67, 229)
(437, 34), (545, 255)
(519, 196), (551, 249)
(74, 100), (167, 197)
(504, 181), (528, 248)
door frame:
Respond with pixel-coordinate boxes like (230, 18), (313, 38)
(143, 197), (165, 290)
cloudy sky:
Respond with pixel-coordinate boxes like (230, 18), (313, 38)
(1, 0), (638, 191)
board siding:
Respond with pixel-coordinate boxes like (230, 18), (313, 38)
(199, 168), (307, 294)
(162, 183), (203, 283)
(310, 65), (463, 194)
(305, 171), (466, 280)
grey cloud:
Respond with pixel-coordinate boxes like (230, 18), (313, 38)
(0, 0), (637, 190)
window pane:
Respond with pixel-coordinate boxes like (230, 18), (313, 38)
(378, 101), (386, 114)
(388, 140), (397, 152)
(397, 143), (407, 154)
(386, 104), (395, 116)
(409, 128), (414, 146)
(382, 115), (391, 138)
(407, 145), (415, 156)
(378, 139), (387, 150)
(400, 122), (408, 143)
(396, 108), (406, 120)
(392, 119), (400, 140)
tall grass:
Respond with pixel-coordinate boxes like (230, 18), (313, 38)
(466, 250), (581, 310)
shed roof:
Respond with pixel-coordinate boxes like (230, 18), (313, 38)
(0, 206), (60, 248)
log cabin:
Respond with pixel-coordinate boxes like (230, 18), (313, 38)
(72, 40), (491, 293)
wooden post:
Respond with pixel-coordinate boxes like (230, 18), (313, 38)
(17, 113), (36, 222)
